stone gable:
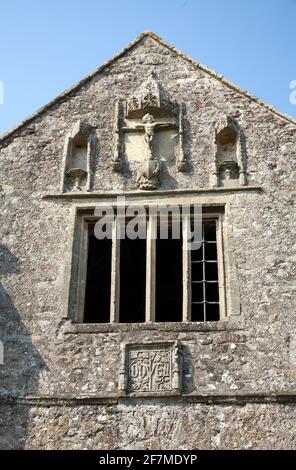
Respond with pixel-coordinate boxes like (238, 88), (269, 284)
(0, 32), (296, 449)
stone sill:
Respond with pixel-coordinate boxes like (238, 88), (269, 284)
(2, 392), (296, 406)
(43, 186), (263, 200)
(64, 318), (244, 335)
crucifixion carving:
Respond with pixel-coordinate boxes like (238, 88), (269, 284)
(112, 75), (188, 188)
(124, 113), (176, 159)
(123, 113), (176, 189)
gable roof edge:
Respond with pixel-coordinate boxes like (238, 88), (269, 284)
(0, 32), (150, 144)
(1, 31), (296, 145)
(149, 32), (296, 127)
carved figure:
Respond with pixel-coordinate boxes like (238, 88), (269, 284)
(125, 113), (174, 160)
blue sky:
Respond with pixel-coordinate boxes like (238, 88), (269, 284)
(0, 0), (296, 135)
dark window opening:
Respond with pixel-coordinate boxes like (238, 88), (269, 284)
(82, 216), (222, 324)
(120, 238), (146, 323)
(155, 226), (183, 322)
(84, 229), (112, 323)
(191, 220), (220, 322)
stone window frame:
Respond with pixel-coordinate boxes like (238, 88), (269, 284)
(62, 198), (242, 331)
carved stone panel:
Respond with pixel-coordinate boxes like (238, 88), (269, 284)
(112, 74), (188, 185)
(119, 341), (183, 395)
(124, 118), (178, 163)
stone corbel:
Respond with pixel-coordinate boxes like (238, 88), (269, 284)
(137, 158), (161, 190)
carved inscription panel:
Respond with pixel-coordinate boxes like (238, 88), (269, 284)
(119, 341), (182, 395)
(129, 346), (172, 392)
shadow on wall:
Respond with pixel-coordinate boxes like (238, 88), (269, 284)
(0, 245), (46, 449)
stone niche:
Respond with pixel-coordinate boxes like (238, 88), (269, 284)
(112, 72), (187, 188)
(119, 341), (183, 396)
(211, 115), (247, 188)
(61, 121), (96, 192)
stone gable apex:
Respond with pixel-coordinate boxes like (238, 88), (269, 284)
(1, 30), (296, 145)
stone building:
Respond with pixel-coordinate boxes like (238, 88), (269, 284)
(0, 32), (296, 450)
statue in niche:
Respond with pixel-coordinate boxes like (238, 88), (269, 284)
(211, 115), (247, 188)
(61, 121), (96, 192)
(123, 113), (176, 190)
(219, 160), (240, 182)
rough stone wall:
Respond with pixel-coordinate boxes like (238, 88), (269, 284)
(2, 402), (296, 450)
(0, 34), (295, 449)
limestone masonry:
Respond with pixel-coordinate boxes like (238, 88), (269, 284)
(0, 32), (296, 449)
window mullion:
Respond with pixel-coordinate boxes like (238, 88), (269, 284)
(146, 213), (157, 323)
(110, 217), (120, 323)
(182, 214), (191, 321)
(202, 225), (206, 322)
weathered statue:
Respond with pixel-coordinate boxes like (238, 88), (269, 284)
(124, 113), (175, 189)
(126, 113), (174, 160)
